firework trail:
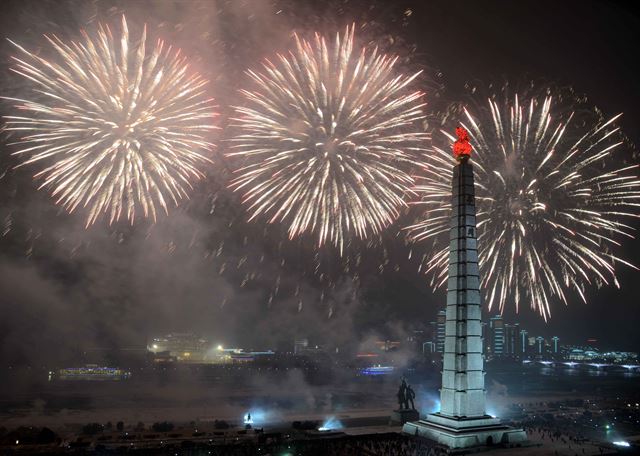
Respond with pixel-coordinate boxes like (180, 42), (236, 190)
(408, 89), (640, 320)
(4, 15), (217, 226)
(228, 24), (427, 253)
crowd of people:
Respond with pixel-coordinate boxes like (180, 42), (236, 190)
(523, 425), (610, 456)
(200, 434), (448, 456)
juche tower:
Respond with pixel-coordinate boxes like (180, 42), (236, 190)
(403, 128), (527, 449)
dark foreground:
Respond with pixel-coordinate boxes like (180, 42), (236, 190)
(1, 416), (638, 455)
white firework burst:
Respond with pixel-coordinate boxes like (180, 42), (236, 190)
(408, 90), (640, 320)
(228, 25), (427, 252)
(4, 15), (217, 226)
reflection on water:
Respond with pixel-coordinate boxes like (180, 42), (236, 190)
(560, 368), (580, 376)
(534, 364), (639, 378)
(0, 362), (637, 424)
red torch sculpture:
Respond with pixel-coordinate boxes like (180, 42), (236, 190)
(453, 126), (472, 161)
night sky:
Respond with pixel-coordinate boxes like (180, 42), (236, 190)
(0, 0), (638, 367)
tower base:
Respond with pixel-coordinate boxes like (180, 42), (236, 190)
(402, 413), (528, 449)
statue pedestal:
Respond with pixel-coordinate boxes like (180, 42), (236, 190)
(390, 409), (420, 425)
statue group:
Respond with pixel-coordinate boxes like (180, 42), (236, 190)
(397, 377), (416, 410)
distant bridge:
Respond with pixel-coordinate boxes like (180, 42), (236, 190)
(522, 360), (640, 370)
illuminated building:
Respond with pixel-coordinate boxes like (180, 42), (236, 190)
(565, 348), (638, 363)
(427, 310), (446, 354)
(603, 351), (638, 363)
(520, 329), (528, 356)
(147, 333), (211, 362)
(423, 341), (436, 354)
(56, 365), (131, 381)
(374, 340), (401, 351)
(489, 314), (505, 356)
(294, 338), (308, 355)
(567, 348), (599, 361)
(435, 310), (446, 353)
(504, 323), (520, 358)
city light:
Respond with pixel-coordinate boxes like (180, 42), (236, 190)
(318, 417), (343, 431)
(360, 365), (394, 376)
(613, 440), (630, 447)
(243, 408), (268, 426)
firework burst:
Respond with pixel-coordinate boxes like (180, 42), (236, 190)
(228, 25), (427, 252)
(408, 89), (640, 320)
(4, 15), (217, 226)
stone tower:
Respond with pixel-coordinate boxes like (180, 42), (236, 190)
(403, 128), (527, 449)
(440, 158), (486, 418)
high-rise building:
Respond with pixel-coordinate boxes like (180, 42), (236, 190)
(504, 323), (520, 357)
(520, 329), (528, 356)
(294, 338), (308, 355)
(423, 341), (436, 354)
(436, 310), (446, 353)
(551, 336), (560, 355)
(489, 315), (505, 356)
(536, 336), (545, 355)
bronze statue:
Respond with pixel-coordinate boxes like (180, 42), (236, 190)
(396, 377), (417, 410)
(406, 384), (416, 410)
(397, 377), (409, 409)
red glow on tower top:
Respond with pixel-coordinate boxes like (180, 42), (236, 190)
(453, 127), (472, 160)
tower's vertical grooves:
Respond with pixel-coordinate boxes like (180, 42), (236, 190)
(439, 159), (486, 418)
(403, 130), (527, 448)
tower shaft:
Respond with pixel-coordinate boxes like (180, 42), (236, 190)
(403, 139), (527, 448)
(439, 159), (486, 418)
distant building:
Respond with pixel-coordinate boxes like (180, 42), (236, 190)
(536, 336), (545, 355)
(489, 315), (505, 356)
(602, 351), (638, 363)
(504, 323), (520, 358)
(436, 310), (446, 353)
(551, 336), (560, 355)
(428, 311), (446, 354)
(520, 330), (529, 356)
(565, 347), (638, 363)
(294, 338), (308, 355)
(375, 340), (401, 352)
(566, 347), (599, 361)
(148, 333), (212, 362)
(423, 341), (437, 354)
(228, 350), (275, 363)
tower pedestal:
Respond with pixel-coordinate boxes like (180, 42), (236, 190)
(403, 414), (527, 449)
